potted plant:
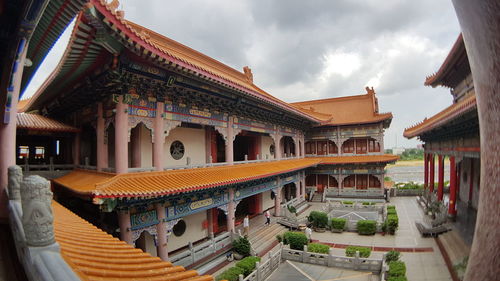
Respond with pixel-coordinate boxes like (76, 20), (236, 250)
(309, 211), (328, 232)
(232, 236), (251, 260)
(330, 218), (347, 233)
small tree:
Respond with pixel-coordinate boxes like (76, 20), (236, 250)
(233, 236), (251, 256)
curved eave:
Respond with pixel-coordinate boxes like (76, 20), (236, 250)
(91, 0), (319, 123)
(403, 95), (477, 139)
(316, 113), (393, 127)
(424, 34), (465, 88)
(20, 0), (88, 95)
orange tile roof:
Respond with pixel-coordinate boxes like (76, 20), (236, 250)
(53, 201), (213, 281)
(17, 113), (79, 132)
(54, 156), (397, 199)
(313, 154), (399, 165)
(290, 88), (392, 126)
(403, 94), (476, 138)
(54, 158), (321, 198)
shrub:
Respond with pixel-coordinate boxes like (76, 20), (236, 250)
(236, 256), (261, 276)
(388, 261), (406, 278)
(308, 211), (328, 228)
(345, 246), (371, 258)
(287, 205), (297, 214)
(331, 218), (347, 230)
(283, 231), (308, 250)
(357, 220), (377, 235)
(386, 250), (401, 262)
(387, 208), (397, 215)
(387, 214), (399, 235)
(233, 236), (251, 256)
(387, 205), (396, 210)
(276, 234), (283, 243)
(307, 243), (330, 254)
(342, 201), (354, 205)
(362, 202), (375, 205)
(387, 277), (408, 281)
(216, 266), (245, 281)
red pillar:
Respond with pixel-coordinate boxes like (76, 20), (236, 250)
(437, 155), (444, 201)
(448, 156), (457, 216)
(468, 159), (474, 202)
(429, 154), (435, 192)
(424, 153), (429, 189)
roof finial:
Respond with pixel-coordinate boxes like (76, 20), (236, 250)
(365, 86), (375, 95)
(108, 0), (119, 11)
(243, 66), (253, 83)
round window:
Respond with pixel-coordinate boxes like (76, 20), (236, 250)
(173, 219), (186, 237)
(170, 140), (185, 160)
(270, 144), (275, 156)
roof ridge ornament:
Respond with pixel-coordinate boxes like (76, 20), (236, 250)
(243, 66), (253, 83)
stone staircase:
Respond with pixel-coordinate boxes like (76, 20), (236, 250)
(310, 192), (323, 202)
(247, 222), (287, 256)
(437, 230), (470, 265)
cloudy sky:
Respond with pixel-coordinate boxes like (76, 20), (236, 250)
(23, 0), (461, 148)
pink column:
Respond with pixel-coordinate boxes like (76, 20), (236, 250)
(96, 102), (107, 171)
(301, 136), (305, 158)
(155, 203), (168, 260)
(225, 117), (234, 164)
(118, 210), (133, 245)
(274, 134), (282, 160)
(205, 127), (212, 163)
(424, 153), (428, 189)
(295, 180), (300, 199)
(437, 155), (444, 201)
(274, 180), (282, 216)
(0, 40), (27, 218)
(153, 102), (164, 171)
(115, 96), (128, 174)
(226, 188), (235, 232)
(73, 133), (81, 166)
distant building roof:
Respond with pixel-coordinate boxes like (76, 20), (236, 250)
(17, 113), (79, 132)
(290, 87), (393, 127)
(53, 201), (212, 281)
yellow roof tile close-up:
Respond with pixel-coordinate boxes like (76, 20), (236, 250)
(53, 157), (397, 199)
(53, 201), (213, 281)
(16, 113), (80, 132)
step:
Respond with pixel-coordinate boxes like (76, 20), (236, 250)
(249, 224), (282, 244)
(194, 253), (229, 275)
(252, 225), (285, 247)
(254, 228), (286, 255)
(439, 231), (469, 264)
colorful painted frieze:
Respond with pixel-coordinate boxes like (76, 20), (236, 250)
(165, 192), (229, 220)
(233, 116), (275, 135)
(164, 102), (228, 128)
(235, 180), (278, 200)
(130, 209), (159, 230)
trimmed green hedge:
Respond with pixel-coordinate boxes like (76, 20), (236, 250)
(385, 250), (401, 262)
(387, 205), (396, 210)
(308, 211), (328, 228)
(388, 261), (406, 278)
(387, 277), (408, 281)
(308, 243), (330, 254)
(362, 202), (376, 205)
(342, 201), (354, 205)
(387, 208), (397, 215)
(387, 214), (399, 235)
(283, 231), (308, 250)
(345, 246), (371, 258)
(236, 256), (261, 276)
(216, 266), (245, 281)
(233, 236), (251, 256)
(331, 218), (347, 230)
(357, 220), (377, 235)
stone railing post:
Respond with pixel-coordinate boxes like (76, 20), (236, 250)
(189, 241), (195, 264)
(328, 248), (335, 267)
(354, 251), (361, 270)
(302, 245), (308, 263)
(238, 274), (244, 281)
(7, 166), (22, 200)
(21, 175), (55, 247)
(255, 261), (261, 280)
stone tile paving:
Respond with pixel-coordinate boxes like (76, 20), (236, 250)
(267, 260), (376, 281)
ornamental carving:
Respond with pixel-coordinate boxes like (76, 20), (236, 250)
(214, 127), (241, 143)
(131, 225), (158, 245)
(164, 120), (182, 137)
(128, 116), (155, 142)
(7, 165), (22, 200)
(21, 175), (55, 247)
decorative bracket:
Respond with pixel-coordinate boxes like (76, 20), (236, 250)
(128, 116), (155, 142)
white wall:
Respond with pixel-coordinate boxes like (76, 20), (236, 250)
(262, 190), (274, 211)
(164, 127), (206, 166)
(458, 157), (480, 210)
(140, 125), (153, 168)
(261, 135), (274, 160)
(168, 211), (208, 252)
(138, 231), (157, 257)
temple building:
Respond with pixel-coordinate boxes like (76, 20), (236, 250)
(404, 34), (479, 245)
(2, 0), (397, 279)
